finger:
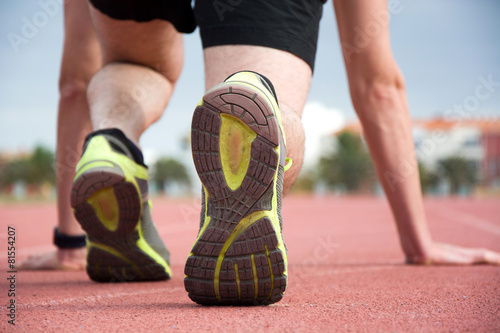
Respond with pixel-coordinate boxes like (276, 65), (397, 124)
(18, 255), (42, 270)
(482, 249), (500, 265)
(454, 247), (500, 265)
(458, 247), (500, 265)
(18, 252), (58, 270)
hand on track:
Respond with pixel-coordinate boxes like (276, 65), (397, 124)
(407, 242), (500, 265)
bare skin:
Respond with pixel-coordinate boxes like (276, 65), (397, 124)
(18, 248), (87, 271)
(333, 0), (500, 265)
(203, 45), (310, 194)
(87, 8), (183, 144)
(19, 0), (101, 270)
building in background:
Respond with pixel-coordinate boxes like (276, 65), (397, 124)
(412, 118), (500, 189)
(338, 118), (500, 194)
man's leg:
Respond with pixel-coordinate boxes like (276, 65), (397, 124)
(333, 0), (500, 264)
(184, 45), (313, 304)
(184, 0), (322, 305)
(86, 6), (183, 142)
(204, 45), (312, 194)
(19, 0), (100, 270)
(70, 4), (184, 282)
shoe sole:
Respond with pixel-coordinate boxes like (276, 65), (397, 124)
(71, 162), (171, 282)
(185, 83), (287, 305)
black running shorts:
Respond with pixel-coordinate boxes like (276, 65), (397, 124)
(88, 0), (197, 32)
(88, 0), (325, 70)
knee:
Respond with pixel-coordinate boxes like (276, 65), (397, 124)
(58, 76), (89, 104)
(154, 62), (182, 88)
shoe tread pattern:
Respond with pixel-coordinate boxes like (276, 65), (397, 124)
(186, 84), (286, 305)
(71, 164), (169, 282)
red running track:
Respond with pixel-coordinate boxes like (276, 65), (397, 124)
(1, 196), (499, 332)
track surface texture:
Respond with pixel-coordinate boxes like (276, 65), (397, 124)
(1, 196), (499, 332)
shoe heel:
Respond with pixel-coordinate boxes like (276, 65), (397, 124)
(71, 134), (172, 282)
(186, 82), (287, 305)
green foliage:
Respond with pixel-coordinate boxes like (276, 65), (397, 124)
(0, 158), (28, 186)
(291, 170), (316, 193)
(0, 145), (55, 188)
(151, 157), (191, 193)
(418, 161), (439, 194)
(30, 146), (56, 185)
(318, 131), (375, 192)
(438, 156), (478, 195)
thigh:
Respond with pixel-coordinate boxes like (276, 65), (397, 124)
(204, 45), (312, 117)
(88, 2), (184, 82)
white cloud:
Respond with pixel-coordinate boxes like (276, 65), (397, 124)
(301, 101), (345, 169)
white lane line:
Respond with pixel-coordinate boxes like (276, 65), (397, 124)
(433, 206), (500, 236)
(18, 287), (184, 309)
(291, 263), (401, 278)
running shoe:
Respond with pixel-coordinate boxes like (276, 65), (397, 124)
(185, 71), (289, 305)
(71, 129), (172, 282)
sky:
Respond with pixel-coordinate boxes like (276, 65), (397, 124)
(0, 0), (499, 167)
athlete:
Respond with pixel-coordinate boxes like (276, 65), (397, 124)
(22, 0), (500, 305)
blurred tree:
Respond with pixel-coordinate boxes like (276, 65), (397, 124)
(0, 145), (55, 189)
(418, 162), (439, 195)
(318, 131), (375, 192)
(29, 146), (56, 186)
(152, 157), (191, 194)
(290, 170), (316, 193)
(0, 157), (29, 187)
(438, 156), (478, 195)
